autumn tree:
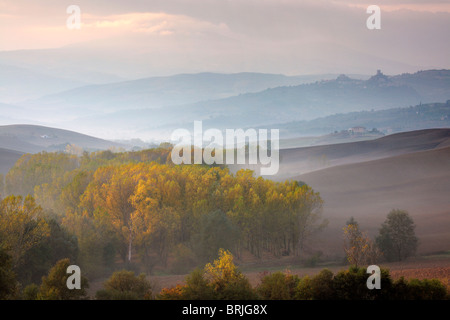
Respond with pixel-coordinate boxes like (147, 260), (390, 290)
(3, 148), (328, 275)
(79, 165), (142, 263)
(5, 152), (78, 198)
(204, 248), (256, 299)
(159, 249), (256, 300)
(0, 195), (50, 267)
(343, 219), (381, 267)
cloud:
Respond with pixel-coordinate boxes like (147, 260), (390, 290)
(0, 9), (236, 50)
(0, 0), (448, 75)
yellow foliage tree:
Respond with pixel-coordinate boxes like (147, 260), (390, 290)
(0, 195), (50, 267)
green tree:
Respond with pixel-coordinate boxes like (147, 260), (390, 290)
(308, 269), (335, 300)
(182, 268), (216, 300)
(22, 283), (39, 300)
(0, 245), (18, 299)
(257, 271), (300, 300)
(376, 209), (418, 261)
(400, 278), (447, 300)
(295, 275), (313, 300)
(192, 209), (238, 263)
(38, 258), (89, 300)
(62, 210), (117, 279)
(343, 220), (381, 267)
(295, 269), (337, 300)
(16, 219), (79, 285)
(95, 270), (152, 300)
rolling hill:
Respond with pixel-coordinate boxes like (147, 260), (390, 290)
(0, 124), (125, 154)
(274, 101), (450, 137)
(295, 145), (450, 256)
(228, 128), (450, 256)
(233, 128), (450, 180)
(0, 147), (24, 175)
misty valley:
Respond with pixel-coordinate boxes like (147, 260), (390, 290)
(0, 1), (449, 306)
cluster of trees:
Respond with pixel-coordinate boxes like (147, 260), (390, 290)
(0, 146), (438, 301)
(343, 210), (419, 267)
(0, 195), (78, 288)
(1, 147), (326, 284)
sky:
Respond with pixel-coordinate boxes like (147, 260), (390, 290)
(0, 0), (449, 77)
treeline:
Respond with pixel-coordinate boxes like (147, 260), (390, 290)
(1, 147), (325, 282)
(6, 249), (447, 300)
(159, 250), (449, 300)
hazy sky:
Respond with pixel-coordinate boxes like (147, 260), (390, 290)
(1, 0), (449, 76)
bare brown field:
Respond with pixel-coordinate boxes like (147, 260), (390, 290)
(296, 146), (450, 256)
(385, 258), (450, 291)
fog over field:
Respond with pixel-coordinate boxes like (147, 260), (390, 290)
(0, 0), (449, 303)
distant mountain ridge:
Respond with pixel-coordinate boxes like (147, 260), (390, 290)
(44, 69), (449, 139)
(273, 101), (450, 137)
(0, 64), (87, 104)
(2, 69), (449, 140)
(23, 72), (354, 111)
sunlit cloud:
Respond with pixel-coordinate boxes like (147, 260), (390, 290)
(0, 10), (235, 50)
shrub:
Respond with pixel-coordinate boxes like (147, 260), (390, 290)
(332, 266), (393, 300)
(159, 249), (258, 300)
(22, 284), (39, 300)
(295, 275), (313, 300)
(96, 270), (152, 300)
(182, 268), (216, 300)
(303, 252), (322, 268)
(406, 278), (447, 300)
(157, 284), (186, 300)
(257, 271), (300, 300)
(309, 269), (335, 300)
(218, 275), (258, 300)
(38, 258), (89, 300)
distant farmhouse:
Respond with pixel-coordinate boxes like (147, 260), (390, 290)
(348, 126), (366, 134)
